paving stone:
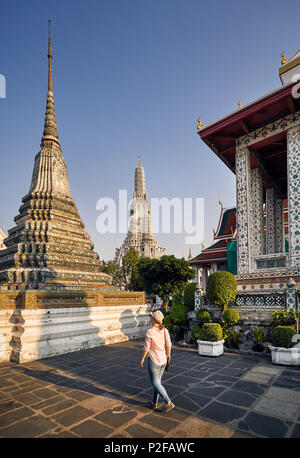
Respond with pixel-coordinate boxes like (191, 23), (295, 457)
(265, 386), (300, 405)
(238, 412), (289, 438)
(241, 371), (273, 384)
(125, 423), (163, 438)
(188, 385), (225, 398)
(253, 398), (298, 421)
(199, 401), (246, 424)
(14, 392), (42, 406)
(53, 405), (94, 427)
(42, 399), (77, 416)
(95, 406), (137, 428)
(0, 399), (23, 415)
(65, 390), (94, 401)
(217, 368), (247, 378)
(204, 374), (238, 385)
(30, 395), (66, 411)
(218, 389), (257, 408)
(168, 416), (234, 438)
(0, 406), (35, 428)
(139, 412), (179, 432)
(274, 376), (300, 391)
(232, 380), (267, 395)
(70, 419), (114, 438)
(31, 387), (58, 399)
(251, 365), (282, 375)
(0, 414), (57, 438)
(172, 393), (209, 412)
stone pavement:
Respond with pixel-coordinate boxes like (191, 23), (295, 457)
(0, 340), (300, 438)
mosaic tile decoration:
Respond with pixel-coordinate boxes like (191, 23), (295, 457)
(236, 147), (252, 273)
(250, 168), (264, 262)
(238, 110), (300, 148)
(266, 188), (276, 254)
(286, 288), (297, 311)
(287, 126), (300, 269)
(275, 198), (284, 253)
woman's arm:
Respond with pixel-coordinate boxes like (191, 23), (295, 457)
(141, 333), (150, 367)
(140, 350), (148, 367)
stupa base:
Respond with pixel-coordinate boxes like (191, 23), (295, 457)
(0, 289), (149, 363)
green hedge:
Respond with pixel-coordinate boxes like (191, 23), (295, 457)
(270, 326), (296, 348)
(198, 323), (223, 342)
(196, 309), (212, 326)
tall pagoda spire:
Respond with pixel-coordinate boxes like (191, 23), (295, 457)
(41, 20), (60, 148)
(0, 21), (111, 292)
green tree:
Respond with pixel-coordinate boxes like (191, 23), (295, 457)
(138, 255), (194, 311)
(184, 282), (197, 311)
(120, 247), (143, 291)
(102, 260), (122, 287)
(103, 248), (143, 291)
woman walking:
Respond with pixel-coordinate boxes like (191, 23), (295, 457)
(141, 310), (175, 412)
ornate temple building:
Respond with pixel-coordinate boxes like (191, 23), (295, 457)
(190, 201), (289, 298)
(196, 50), (300, 313)
(115, 159), (165, 265)
(0, 229), (6, 251)
(0, 22), (147, 363)
(189, 204), (237, 290)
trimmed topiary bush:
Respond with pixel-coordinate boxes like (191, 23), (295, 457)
(191, 325), (201, 341)
(270, 326), (296, 348)
(196, 309), (212, 327)
(184, 282), (197, 312)
(198, 323), (223, 342)
(223, 308), (239, 327)
(206, 271), (237, 316)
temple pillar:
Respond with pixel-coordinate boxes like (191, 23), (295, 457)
(287, 126), (300, 269)
(266, 188), (276, 254)
(250, 168), (264, 265)
(275, 198), (284, 253)
(236, 146), (252, 273)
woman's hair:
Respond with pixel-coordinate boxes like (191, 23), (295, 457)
(158, 324), (165, 331)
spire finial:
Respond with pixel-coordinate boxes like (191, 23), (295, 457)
(48, 20), (53, 92)
(41, 20), (60, 148)
(138, 155), (141, 166)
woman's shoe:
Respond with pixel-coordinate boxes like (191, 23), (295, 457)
(164, 402), (175, 413)
(151, 402), (160, 410)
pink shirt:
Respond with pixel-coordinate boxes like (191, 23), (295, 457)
(143, 326), (172, 366)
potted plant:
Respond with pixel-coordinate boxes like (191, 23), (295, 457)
(197, 322), (224, 357)
(270, 325), (300, 365)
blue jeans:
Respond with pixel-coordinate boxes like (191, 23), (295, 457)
(147, 357), (171, 405)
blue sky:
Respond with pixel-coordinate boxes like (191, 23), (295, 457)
(0, 0), (299, 260)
